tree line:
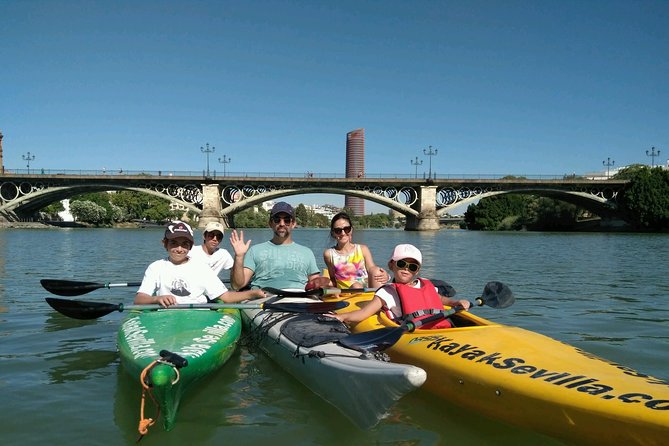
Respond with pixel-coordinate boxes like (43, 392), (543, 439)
(463, 166), (669, 232)
(41, 193), (396, 228)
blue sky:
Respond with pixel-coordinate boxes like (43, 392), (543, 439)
(1, 1), (667, 211)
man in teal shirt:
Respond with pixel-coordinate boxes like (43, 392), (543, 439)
(230, 202), (321, 290)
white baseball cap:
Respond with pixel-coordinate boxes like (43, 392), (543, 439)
(390, 244), (422, 264)
(204, 221), (225, 234)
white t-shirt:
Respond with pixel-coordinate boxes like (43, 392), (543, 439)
(189, 245), (234, 276)
(137, 258), (228, 304)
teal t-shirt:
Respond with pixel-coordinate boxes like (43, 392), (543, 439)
(244, 241), (319, 290)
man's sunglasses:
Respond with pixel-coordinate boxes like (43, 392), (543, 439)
(206, 232), (224, 240)
(332, 225), (352, 235)
(396, 259), (420, 272)
(271, 215), (294, 224)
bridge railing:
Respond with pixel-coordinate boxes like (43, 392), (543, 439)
(2, 168), (592, 181)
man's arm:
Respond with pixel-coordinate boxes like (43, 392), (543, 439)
(231, 253), (254, 290)
(229, 229), (254, 290)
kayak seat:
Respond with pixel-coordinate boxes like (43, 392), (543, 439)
(280, 314), (351, 348)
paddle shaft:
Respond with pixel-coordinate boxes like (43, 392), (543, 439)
(45, 296), (347, 320)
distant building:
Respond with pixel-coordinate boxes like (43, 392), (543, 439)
(345, 128), (365, 216)
(305, 204), (339, 221)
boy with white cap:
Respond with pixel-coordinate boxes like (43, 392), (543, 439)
(333, 244), (470, 327)
(134, 220), (264, 307)
(189, 221), (234, 277)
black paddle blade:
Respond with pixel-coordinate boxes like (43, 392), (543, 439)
(45, 297), (122, 320)
(431, 279), (456, 298)
(339, 327), (404, 352)
(41, 279), (104, 296)
(480, 281), (514, 309)
(264, 300), (348, 313)
(262, 287), (325, 298)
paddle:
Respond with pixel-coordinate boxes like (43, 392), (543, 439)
(41, 279), (142, 296)
(338, 281), (514, 352)
(41, 278), (232, 297)
(45, 297), (349, 320)
(263, 287), (377, 298)
(264, 278), (457, 299)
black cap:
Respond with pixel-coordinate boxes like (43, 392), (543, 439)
(270, 201), (295, 218)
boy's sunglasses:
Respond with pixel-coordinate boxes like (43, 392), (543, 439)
(332, 225), (352, 235)
(396, 259), (420, 272)
(206, 232), (224, 240)
(271, 215), (293, 224)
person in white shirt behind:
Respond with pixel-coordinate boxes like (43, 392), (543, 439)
(189, 221), (234, 278)
(134, 220), (263, 307)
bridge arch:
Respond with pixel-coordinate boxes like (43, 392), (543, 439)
(435, 185), (620, 219)
(218, 184), (421, 219)
(0, 179), (202, 221)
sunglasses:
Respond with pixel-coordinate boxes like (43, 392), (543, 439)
(396, 259), (420, 272)
(332, 225), (352, 235)
(206, 232), (224, 240)
(271, 215), (294, 224)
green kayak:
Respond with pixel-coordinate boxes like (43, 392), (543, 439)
(117, 308), (241, 433)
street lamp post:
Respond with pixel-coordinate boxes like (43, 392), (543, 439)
(218, 155), (231, 176)
(646, 146), (660, 167)
(603, 157), (615, 178)
(410, 156), (423, 179)
(22, 152), (36, 174)
(200, 143), (215, 177)
(423, 145), (438, 179)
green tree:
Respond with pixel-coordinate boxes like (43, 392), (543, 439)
(618, 167), (669, 231)
(464, 194), (533, 230)
(294, 204), (309, 226)
(70, 200), (107, 224)
(233, 207), (270, 228)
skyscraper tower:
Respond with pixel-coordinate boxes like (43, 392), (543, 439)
(345, 128), (365, 216)
(0, 130), (4, 174)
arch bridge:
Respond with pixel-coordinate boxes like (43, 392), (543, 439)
(0, 173), (627, 230)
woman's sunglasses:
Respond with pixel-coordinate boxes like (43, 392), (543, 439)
(396, 259), (420, 272)
(332, 225), (352, 235)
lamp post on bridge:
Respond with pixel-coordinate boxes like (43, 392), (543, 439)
(200, 143), (215, 177)
(410, 156), (423, 179)
(22, 152), (36, 174)
(603, 157), (615, 179)
(218, 155), (231, 176)
(423, 145), (438, 179)
(646, 146), (660, 168)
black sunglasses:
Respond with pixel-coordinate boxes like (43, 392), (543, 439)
(206, 232), (224, 240)
(332, 225), (352, 235)
(271, 215), (294, 224)
(396, 259), (420, 272)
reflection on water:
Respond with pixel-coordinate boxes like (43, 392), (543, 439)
(47, 349), (118, 384)
(1, 227), (668, 445)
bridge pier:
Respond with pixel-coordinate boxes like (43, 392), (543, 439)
(405, 185), (440, 231)
(199, 183), (226, 229)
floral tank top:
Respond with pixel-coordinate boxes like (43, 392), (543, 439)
(328, 244), (368, 288)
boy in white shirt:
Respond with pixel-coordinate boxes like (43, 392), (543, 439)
(135, 220), (263, 307)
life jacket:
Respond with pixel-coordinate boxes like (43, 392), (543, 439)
(390, 278), (452, 329)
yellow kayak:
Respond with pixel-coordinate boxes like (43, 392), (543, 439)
(331, 289), (669, 446)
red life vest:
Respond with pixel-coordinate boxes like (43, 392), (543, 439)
(389, 278), (452, 329)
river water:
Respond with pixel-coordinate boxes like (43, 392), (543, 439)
(1, 227), (668, 445)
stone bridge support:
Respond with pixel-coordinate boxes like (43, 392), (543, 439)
(199, 184), (224, 229)
(406, 185), (440, 231)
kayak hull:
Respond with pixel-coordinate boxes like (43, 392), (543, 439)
(242, 297), (427, 428)
(117, 308), (241, 431)
(335, 292), (669, 445)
